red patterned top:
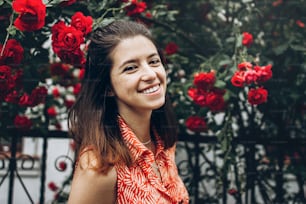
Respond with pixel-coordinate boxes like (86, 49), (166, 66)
(115, 116), (189, 204)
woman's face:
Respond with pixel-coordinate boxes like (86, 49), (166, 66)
(109, 35), (167, 116)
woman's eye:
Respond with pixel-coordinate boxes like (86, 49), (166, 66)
(123, 65), (137, 72)
(150, 59), (161, 65)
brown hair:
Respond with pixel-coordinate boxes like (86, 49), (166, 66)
(68, 20), (177, 173)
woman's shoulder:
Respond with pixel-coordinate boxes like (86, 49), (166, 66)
(68, 149), (117, 204)
(75, 148), (117, 186)
(77, 147), (101, 169)
(75, 149), (117, 181)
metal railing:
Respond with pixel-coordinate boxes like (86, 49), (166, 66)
(0, 130), (70, 204)
(1, 130), (306, 204)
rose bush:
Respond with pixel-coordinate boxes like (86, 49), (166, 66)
(162, 1), (305, 203)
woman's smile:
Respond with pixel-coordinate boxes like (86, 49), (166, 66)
(139, 84), (161, 94)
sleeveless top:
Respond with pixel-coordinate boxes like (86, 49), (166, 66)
(115, 116), (189, 204)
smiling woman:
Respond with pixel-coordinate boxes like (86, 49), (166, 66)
(110, 35), (167, 115)
(67, 20), (189, 204)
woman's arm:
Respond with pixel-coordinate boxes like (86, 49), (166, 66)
(68, 150), (117, 204)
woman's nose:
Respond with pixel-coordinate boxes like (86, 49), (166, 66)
(140, 63), (156, 82)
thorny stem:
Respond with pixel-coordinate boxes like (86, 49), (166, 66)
(1, 10), (15, 57)
(94, 3), (130, 28)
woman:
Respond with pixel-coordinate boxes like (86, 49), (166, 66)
(68, 20), (189, 204)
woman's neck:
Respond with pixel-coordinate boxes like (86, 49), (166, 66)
(118, 111), (152, 143)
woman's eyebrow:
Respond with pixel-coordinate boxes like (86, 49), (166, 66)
(119, 59), (137, 69)
(147, 53), (159, 58)
(118, 52), (159, 68)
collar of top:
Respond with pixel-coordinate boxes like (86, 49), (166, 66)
(117, 115), (164, 161)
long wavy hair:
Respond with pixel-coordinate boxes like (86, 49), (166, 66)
(68, 20), (177, 173)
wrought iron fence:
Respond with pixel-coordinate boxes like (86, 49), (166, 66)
(0, 130), (306, 204)
(0, 130), (71, 204)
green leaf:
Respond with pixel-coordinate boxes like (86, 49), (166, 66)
(236, 35), (243, 48)
(220, 138), (228, 152)
(290, 93), (300, 100)
(272, 43), (289, 55)
(195, 54), (207, 61)
(45, 0), (62, 7)
(226, 36), (235, 44)
(6, 26), (17, 36)
(214, 80), (226, 89)
(290, 44), (306, 52)
(218, 59), (232, 67)
(0, 0), (4, 6)
(223, 91), (231, 101)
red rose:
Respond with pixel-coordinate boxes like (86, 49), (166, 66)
(51, 21), (84, 53)
(70, 140), (76, 151)
(71, 12), (93, 36)
(205, 91), (226, 111)
(5, 90), (20, 104)
(0, 39), (24, 66)
(47, 107), (57, 117)
(12, 69), (23, 90)
(52, 87), (60, 98)
(56, 49), (86, 67)
(51, 21), (66, 47)
(14, 115), (32, 130)
(0, 65), (12, 79)
(73, 83), (81, 95)
(165, 42), (179, 55)
(188, 87), (207, 107)
(231, 71), (245, 87)
(244, 70), (258, 85)
(0, 65), (14, 93)
(242, 32), (253, 47)
(254, 64), (273, 83)
(247, 87), (268, 105)
(50, 62), (70, 77)
(12, 0), (46, 31)
(145, 12), (152, 18)
(125, 0), (147, 16)
(237, 62), (253, 71)
(55, 123), (62, 130)
(228, 188), (238, 196)
(78, 68), (85, 80)
(193, 71), (216, 90)
(58, 161), (67, 171)
(296, 20), (305, 28)
(30, 86), (48, 106)
(18, 93), (32, 106)
(185, 116), (207, 132)
(187, 87), (197, 99)
(64, 99), (75, 108)
(48, 182), (58, 192)
(54, 192), (60, 201)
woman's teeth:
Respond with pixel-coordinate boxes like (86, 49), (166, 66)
(142, 85), (159, 94)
